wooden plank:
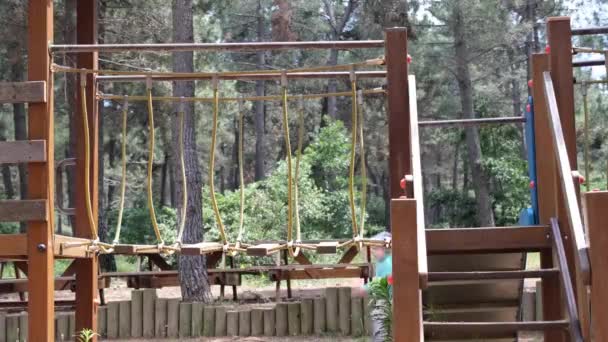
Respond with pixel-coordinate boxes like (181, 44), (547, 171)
(19, 312), (28, 341)
(338, 287), (351, 335)
(385, 27), (411, 199)
(55, 313), (69, 341)
(130, 289), (143, 337)
(0, 141), (46, 164)
(583, 191), (608, 342)
(74, 2), (99, 340)
(154, 298), (167, 337)
(427, 268), (559, 281)
(142, 288), (157, 337)
(6, 314), (18, 342)
(247, 243), (281, 256)
(316, 241), (338, 254)
(392, 198), (422, 341)
(426, 226), (551, 254)
(532, 52), (566, 342)
(424, 320), (570, 339)
(0, 81), (46, 103)
(180, 242), (223, 255)
(27, 1), (55, 340)
(338, 246), (359, 263)
(0, 311), (5, 342)
(0, 200), (47, 222)
(54, 234), (95, 258)
(0, 234), (26, 257)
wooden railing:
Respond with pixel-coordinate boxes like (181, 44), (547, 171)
(408, 75), (428, 288)
(542, 71), (591, 285)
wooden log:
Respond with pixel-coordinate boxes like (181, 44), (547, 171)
(0, 311), (5, 342)
(131, 289), (143, 337)
(142, 288), (157, 337)
(263, 307), (276, 337)
(338, 287), (352, 335)
(97, 306), (107, 338)
(301, 298), (313, 335)
(68, 312), (76, 338)
(325, 287), (339, 332)
(226, 310), (239, 336)
(179, 302), (192, 338)
(0, 81), (46, 103)
(239, 309), (252, 336)
(351, 296), (364, 337)
(251, 308), (264, 336)
(247, 243), (281, 256)
(6, 314), (19, 342)
(521, 289), (536, 322)
(19, 312), (28, 342)
(55, 313), (69, 341)
(119, 300), (131, 338)
(154, 298), (168, 337)
(214, 306), (227, 336)
(275, 302), (288, 336)
(106, 301), (120, 339)
(287, 302), (301, 336)
(0, 200), (47, 222)
(167, 298), (180, 338)
(313, 297), (326, 334)
(0, 140), (47, 164)
(203, 305), (216, 336)
(363, 295), (372, 334)
(191, 302), (203, 337)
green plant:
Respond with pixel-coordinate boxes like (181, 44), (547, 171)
(367, 276), (393, 342)
(76, 328), (98, 342)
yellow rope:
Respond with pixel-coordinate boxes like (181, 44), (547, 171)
(52, 58), (384, 78)
(176, 101), (188, 243)
(79, 74), (98, 239)
(113, 96), (129, 244)
(145, 82), (164, 245)
(234, 99), (246, 253)
(280, 73), (295, 257)
(347, 74), (359, 239)
(357, 90), (367, 241)
(293, 96), (305, 254)
(98, 88), (385, 103)
(209, 78), (229, 246)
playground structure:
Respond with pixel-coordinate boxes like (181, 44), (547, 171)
(0, 1), (608, 341)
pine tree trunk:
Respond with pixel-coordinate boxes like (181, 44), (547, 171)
(453, 3), (495, 227)
(172, 0), (212, 303)
(254, 0), (266, 181)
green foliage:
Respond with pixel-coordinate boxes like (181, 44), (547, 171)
(106, 202), (178, 245)
(367, 277), (393, 342)
(76, 329), (98, 342)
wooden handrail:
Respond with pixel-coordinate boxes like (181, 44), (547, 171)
(408, 75), (428, 288)
(542, 71), (591, 285)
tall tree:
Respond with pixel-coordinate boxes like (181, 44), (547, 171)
(254, 0), (267, 181)
(172, 0), (212, 302)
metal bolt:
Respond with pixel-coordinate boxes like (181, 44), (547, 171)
(37, 243), (46, 252)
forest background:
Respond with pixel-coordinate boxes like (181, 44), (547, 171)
(0, 0), (606, 300)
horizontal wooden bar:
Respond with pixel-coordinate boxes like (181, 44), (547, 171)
(423, 300), (520, 315)
(0, 234), (27, 257)
(50, 40), (385, 54)
(427, 268), (558, 281)
(54, 235), (96, 258)
(247, 244), (281, 256)
(0, 200), (48, 222)
(424, 320), (570, 339)
(426, 226), (551, 254)
(0, 81), (46, 103)
(572, 26), (608, 35)
(573, 59), (605, 67)
(419, 116), (525, 128)
(316, 241), (339, 254)
(97, 71), (387, 82)
(0, 140), (47, 164)
(269, 267), (369, 280)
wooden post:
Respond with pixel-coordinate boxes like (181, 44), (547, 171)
(583, 191), (608, 342)
(56, 313), (69, 341)
(238, 309), (252, 336)
(167, 299), (179, 338)
(351, 296), (364, 337)
(275, 303), (288, 336)
(131, 289), (143, 337)
(97, 306), (107, 338)
(532, 52), (567, 342)
(6, 314), (19, 342)
(118, 301), (131, 338)
(74, 1), (99, 339)
(203, 305), (216, 336)
(338, 287), (351, 335)
(142, 289), (156, 337)
(263, 307), (275, 336)
(179, 302), (192, 338)
(287, 302), (301, 336)
(325, 287), (339, 332)
(226, 310), (239, 336)
(313, 297), (326, 333)
(106, 302), (119, 339)
(251, 308), (264, 336)
(19, 312), (28, 341)
(385, 27), (410, 199)
(27, 1), (55, 340)
(300, 298), (313, 335)
(191, 302), (203, 336)
(547, 17), (590, 340)
(391, 198), (422, 341)
(154, 298), (167, 337)
(214, 306), (227, 336)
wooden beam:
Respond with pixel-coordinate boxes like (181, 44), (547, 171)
(0, 81), (46, 103)
(426, 226), (551, 254)
(53, 235), (96, 258)
(27, 0), (55, 340)
(424, 320), (570, 339)
(180, 242), (224, 255)
(0, 234), (26, 257)
(316, 241), (338, 254)
(338, 246), (359, 264)
(0, 200), (47, 222)
(391, 198), (422, 341)
(582, 191), (608, 342)
(385, 27), (410, 199)
(74, 1), (99, 338)
(0, 140), (47, 164)
(427, 269), (559, 281)
(532, 52), (566, 342)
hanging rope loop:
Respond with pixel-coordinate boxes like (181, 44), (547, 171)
(175, 96), (188, 245)
(145, 77), (164, 246)
(113, 95), (129, 245)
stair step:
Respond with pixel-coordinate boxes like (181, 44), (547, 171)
(424, 320), (569, 339)
(426, 225), (551, 254)
(428, 268), (558, 281)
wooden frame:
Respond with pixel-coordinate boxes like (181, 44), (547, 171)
(0, 81), (46, 103)
(0, 140), (47, 164)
